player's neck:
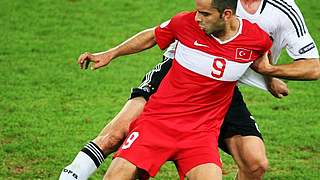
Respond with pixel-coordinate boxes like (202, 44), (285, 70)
(214, 17), (240, 41)
(240, 0), (262, 14)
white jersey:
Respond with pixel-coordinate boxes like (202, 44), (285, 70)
(163, 0), (319, 91)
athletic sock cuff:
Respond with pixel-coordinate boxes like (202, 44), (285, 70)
(81, 142), (106, 168)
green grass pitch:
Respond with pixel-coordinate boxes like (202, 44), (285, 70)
(0, 0), (319, 179)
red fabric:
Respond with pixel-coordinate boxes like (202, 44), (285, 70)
(114, 120), (221, 179)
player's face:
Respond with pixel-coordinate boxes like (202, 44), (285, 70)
(195, 0), (225, 35)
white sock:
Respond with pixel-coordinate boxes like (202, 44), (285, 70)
(59, 142), (106, 180)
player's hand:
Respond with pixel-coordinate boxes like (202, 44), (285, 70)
(77, 50), (116, 70)
(267, 77), (289, 99)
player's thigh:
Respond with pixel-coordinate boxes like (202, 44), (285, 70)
(185, 163), (222, 180)
(98, 97), (147, 137)
(224, 135), (267, 169)
(104, 157), (138, 180)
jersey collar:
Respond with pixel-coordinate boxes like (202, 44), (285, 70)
(210, 17), (243, 45)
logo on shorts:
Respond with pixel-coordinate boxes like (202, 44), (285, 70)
(141, 86), (151, 93)
(299, 42), (315, 54)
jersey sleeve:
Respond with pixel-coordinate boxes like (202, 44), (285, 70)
(281, 1), (319, 59)
(154, 19), (176, 50)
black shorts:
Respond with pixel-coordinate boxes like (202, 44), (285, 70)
(129, 56), (172, 101)
(218, 86), (263, 154)
(129, 57), (263, 154)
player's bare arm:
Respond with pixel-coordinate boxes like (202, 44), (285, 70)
(251, 53), (320, 80)
(77, 27), (156, 70)
(263, 59), (320, 98)
(265, 58), (320, 80)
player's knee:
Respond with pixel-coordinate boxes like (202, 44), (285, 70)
(243, 157), (268, 176)
(104, 169), (120, 180)
(107, 130), (126, 147)
(104, 158), (137, 180)
(103, 170), (118, 180)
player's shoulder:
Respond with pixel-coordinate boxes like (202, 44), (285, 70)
(265, 0), (303, 18)
(165, 11), (196, 30)
(266, 0), (298, 8)
(242, 19), (269, 39)
(265, 0), (307, 37)
(240, 19), (272, 51)
(264, 0), (303, 23)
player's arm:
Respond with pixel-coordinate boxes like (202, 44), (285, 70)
(257, 58), (320, 80)
(251, 53), (320, 79)
(78, 27), (157, 70)
(263, 59), (320, 98)
(262, 0), (320, 80)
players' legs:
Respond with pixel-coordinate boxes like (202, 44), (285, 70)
(218, 87), (268, 180)
(103, 157), (138, 180)
(93, 97), (146, 154)
(185, 163), (222, 180)
(59, 97), (146, 180)
(224, 135), (268, 180)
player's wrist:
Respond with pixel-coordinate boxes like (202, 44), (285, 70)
(264, 76), (274, 87)
(104, 48), (118, 60)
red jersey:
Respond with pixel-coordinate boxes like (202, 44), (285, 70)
(135, 12), (272, 134)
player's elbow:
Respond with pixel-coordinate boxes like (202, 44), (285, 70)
(308, 59), (320, 80)
(311, 68), (320, 80)
(299, 58), (320, 80)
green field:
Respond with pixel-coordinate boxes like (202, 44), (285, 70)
(1, 0), (319, 179)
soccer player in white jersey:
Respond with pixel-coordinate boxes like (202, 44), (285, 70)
(59, 0), (319, 179)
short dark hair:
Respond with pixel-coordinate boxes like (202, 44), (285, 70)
(212, 0), (238, 13)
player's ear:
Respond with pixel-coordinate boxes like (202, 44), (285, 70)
(221, 9), (233, 20)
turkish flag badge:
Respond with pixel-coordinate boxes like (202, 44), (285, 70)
(235, 48), (252, 61)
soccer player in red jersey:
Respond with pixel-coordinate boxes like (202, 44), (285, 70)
(102, 0), (273, 179)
